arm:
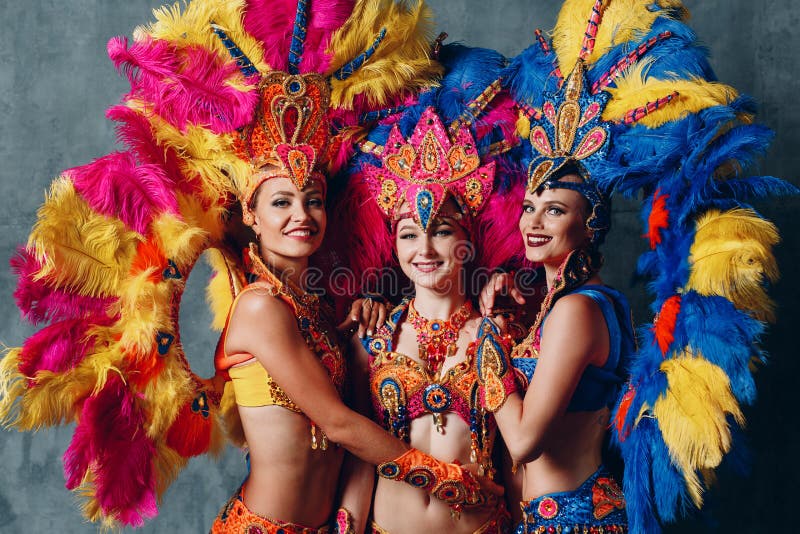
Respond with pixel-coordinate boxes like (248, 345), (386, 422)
(493, 293), (608, 464)
(334, 338), (378, 533)
(226, 289), (491, 507)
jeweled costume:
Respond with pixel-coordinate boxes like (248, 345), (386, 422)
(340, 43), (525, 533)
(0, 0), (443, 529)
(504, 0), (797, 532)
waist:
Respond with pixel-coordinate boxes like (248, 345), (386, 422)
(373, 487), (510, 534)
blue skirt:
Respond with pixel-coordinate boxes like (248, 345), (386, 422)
(515, 467), (627, 533)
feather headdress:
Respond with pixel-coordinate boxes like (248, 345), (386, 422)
(334, 43), (527, 295)
(505, 1), (797, 531)
(0, 0), (441, 527)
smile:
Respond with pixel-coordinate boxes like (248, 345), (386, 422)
(413, 261), (443, 273)
(284, 227), (317, 240)
(526, 234), (552, 247)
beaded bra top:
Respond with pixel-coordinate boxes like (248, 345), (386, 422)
(364, 299), (495, 465)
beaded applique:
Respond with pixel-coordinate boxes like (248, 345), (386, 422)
(407, 299), (472, 374)
(366, 299), (494, 466)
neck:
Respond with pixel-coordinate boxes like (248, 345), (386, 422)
(412, 285), (470, 320)
(259, 245), (309, 289)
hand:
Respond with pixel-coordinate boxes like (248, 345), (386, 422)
(478, 272), (526, 317)
(336, 297), (388, 339)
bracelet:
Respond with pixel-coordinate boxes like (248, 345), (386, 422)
(376, 448), (482, 510)
(476, 317), (517, 412)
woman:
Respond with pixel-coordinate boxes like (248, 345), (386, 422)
(340, 45), (524, 533)
(210, 148), (499, 533)
(480, 166), (633, 533)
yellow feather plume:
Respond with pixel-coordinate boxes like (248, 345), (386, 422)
(553, 0), (687, 75)
(142, 0), (270, 74)
(152, 443), (190, 502)
(603, 64), (738, 127)
(141, 355), (195, 438)
(687, 209), (780, 322)
(327, 0), (442, 109)
(0, 348), (26, 426)
(516, 112), (531, 140)
(28, 177), (141, 299)
(140, 105), (245, 203)
(653, 354), (744, 507)
(111, 273), (173, 355)
(152, 211), (211, 267)
(205, 248), (245, 331)
(220, 381), (246, 447)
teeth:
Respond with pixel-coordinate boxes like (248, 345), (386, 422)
(287, 230), (311, 237)
(528, 236), (550, 245)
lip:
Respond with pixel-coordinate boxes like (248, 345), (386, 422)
(412, 261), (443, 273)
(526, 233), (552, 247)
(284, 227), (318, 241)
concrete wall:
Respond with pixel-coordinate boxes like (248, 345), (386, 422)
(0, 1), (796, 531)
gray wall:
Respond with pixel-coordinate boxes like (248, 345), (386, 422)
(0, 1), (797, 532)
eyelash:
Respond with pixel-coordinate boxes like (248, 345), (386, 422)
(522, 205), (564, 215)
(271, 198), (324, 208)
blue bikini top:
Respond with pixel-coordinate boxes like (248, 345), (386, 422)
(511, 285), (634, 412)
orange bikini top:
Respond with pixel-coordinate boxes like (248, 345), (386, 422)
(215, 272), (346, 411)
(363, 299), (495, 464)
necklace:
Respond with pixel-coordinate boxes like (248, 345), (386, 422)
(407, 299), (472, 374)
(247, 243), (318, 310)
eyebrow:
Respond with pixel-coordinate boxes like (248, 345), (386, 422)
(397, 221), (417, 232)
(271, 190), (296, 197)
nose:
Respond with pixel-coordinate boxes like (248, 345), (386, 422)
(290, 201), (313, 223)
(419, 234), (436, 257)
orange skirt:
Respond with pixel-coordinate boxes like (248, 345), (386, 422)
(210, 485), (330, 534)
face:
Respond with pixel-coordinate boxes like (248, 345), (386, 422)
(395, 199), (470, 293)
(519, 175), (591, 267)
(250, 176), (326, 265)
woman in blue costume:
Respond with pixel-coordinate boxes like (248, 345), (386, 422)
(481, 164), (632, 533)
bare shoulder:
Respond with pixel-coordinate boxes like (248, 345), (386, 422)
(546, 292), (605, 335)
(230, 287), (296, 331)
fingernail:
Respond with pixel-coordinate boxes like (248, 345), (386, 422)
(352, 316), (358, 321)
(366, 330), (373, 336)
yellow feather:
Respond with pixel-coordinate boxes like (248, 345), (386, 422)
(151, 211), (211, 267)
(0, 348), (26, 426)
(327, 0), (442, 109)
(141, 354), (195, 438)
(221, 380), (246, 447)
(152, 443), (189, 502)
(603, 63), (738, 127)
(142, 0), (270, 74)
(553, 0), (687, 75)
(688, 209), (780, 322)
(516, 113), (531, 139)
(28, 178), (142, 299)
(175, 193), (226, 243)
(137, 103), (245, 204)
(653, 354), (744, 507)
(111, 272), (172, 355)
(205, 248), (245, 331)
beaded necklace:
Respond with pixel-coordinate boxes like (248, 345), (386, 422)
(407, 299), (473, 375)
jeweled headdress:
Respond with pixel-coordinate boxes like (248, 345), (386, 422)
(360, 102), (497, 232)
(506, 1), (797, 531)
(336, 44), (528, 290)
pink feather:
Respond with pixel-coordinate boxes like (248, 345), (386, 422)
(105, 106), (195, 196)
(68, 151), (179, 235)
(19, 315), (114, 377)
(10, 247), (115, 325)
(109, 36), (258, 134)
(243, 0), (353, 73)
(472, 177), (527, 271)
(331, 170), (395, 290)
(63, 375), (157, 526)
(475, 93), (519, 147)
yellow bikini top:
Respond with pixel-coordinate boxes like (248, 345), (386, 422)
(214, 261), (346, 412)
